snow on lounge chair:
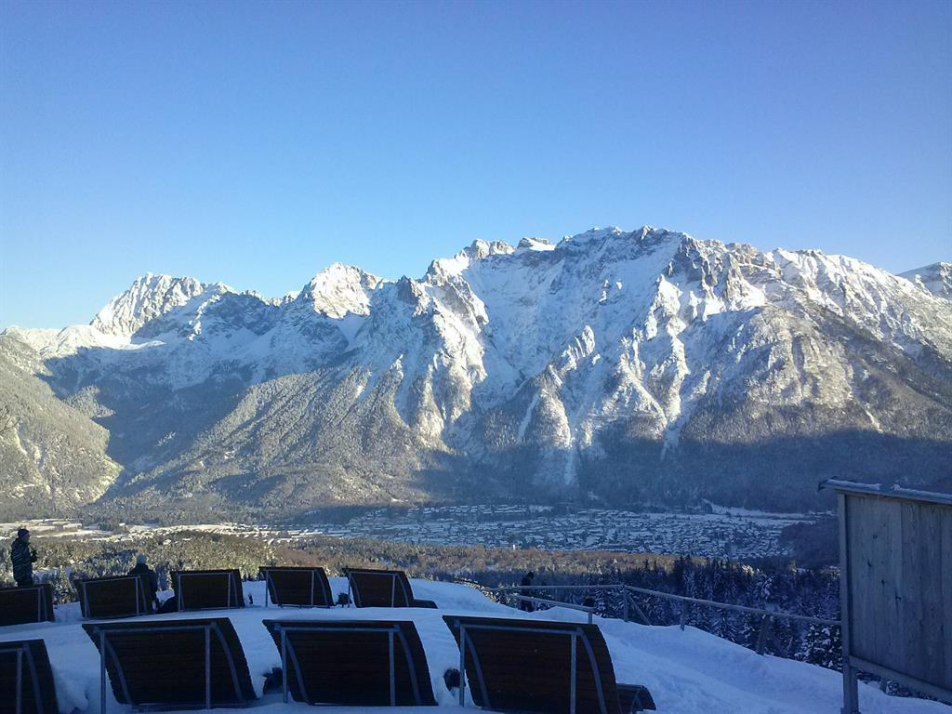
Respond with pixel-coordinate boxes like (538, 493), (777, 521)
(443, 615), (656, 714)
(259, 566), (334, 607)
(82, 618), (256, 713)
(343, 568), (437, 609)
(263, 619), (436, 707)
(74, 575), (153, 619)
(0, 585), (54, 627)
(0, 639), (59, 714)
(170, 569), (244, 611)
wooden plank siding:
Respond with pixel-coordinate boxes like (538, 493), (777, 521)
(845, 493), (952, 693)
(940, 504), (952, 689)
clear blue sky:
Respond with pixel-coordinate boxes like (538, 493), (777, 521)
(2, 0), (950, 329)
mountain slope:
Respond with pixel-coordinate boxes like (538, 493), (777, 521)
(0, 332), (120, 519)
(1, 227), (949, 519)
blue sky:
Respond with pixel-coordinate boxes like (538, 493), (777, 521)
(1, 0), (950, 328)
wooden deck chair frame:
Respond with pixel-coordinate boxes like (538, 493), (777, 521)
(443, 615), (655, 714)
(259, 567), (333, 608)
(344, 568), (436, 609)
(0, 584), (55, 627)
(170, 569), (244, 611)
(74, 575), (152, 619)
(83, 618), (256, 713)
(263, 619), (436, 707)
(0, 639), (58, 714)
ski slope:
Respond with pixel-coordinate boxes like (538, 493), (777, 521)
(1, 578), (947, 713)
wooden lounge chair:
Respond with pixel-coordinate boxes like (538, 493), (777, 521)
(74, 575), (153, 619)
(0, 639), (59, 714)
(344, 568), (437, 609)
(263, 619), (436, 707)
(259, 567), (334, 608)
(443, 615), (656, 714)
(0, 585), (54, 627)
(170, 569), (244, 611)
(82, 617), (256, 713)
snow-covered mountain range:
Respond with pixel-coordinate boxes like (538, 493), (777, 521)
(1, 228), (950, 520)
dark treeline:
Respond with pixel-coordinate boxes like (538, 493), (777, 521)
(486, 558), (842, 672)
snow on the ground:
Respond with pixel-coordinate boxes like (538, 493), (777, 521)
(0, 578), (947, 713)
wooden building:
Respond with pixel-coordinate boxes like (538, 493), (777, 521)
(824, 480), (952, 712)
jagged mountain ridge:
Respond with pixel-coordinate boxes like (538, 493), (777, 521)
(900, 261), (952, 301)
(1, 227), (950, 520)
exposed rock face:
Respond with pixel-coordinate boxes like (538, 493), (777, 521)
(901, 262), (952, 302)
(1, 228), (950, 520)
(91, 274), (215, 336)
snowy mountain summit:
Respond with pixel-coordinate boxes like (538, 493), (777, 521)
(1, 227), (950, 520)
(900, 261), (952, 302)
(91, 274), (224, 336)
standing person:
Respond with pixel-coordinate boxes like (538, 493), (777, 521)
(128, 554), (160, 611)
(519, 570), (535, 612)
(10, 528), (37, 587)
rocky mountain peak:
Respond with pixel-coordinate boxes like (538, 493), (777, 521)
(560, 226), (627, 244)
(90, 274), (230, 337)
(426, 240), (516, 281)
(901, 261), (952, 301)
(297, 263), (384, 319)
(473, 239), (515, 259)
(517, 237), (555, 252)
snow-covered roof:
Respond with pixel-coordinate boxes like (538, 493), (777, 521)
(822, 479), (952, 507)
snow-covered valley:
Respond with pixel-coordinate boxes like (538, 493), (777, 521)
(2, 505), (816, 562)
(298, 505), (813, 561)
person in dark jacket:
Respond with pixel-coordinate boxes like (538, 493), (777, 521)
(128, 554), (160, 611)
(519, 570), (535, 612)
(11, 528), (37, 587)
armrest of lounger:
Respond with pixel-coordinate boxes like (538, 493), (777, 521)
(618, 683), (656, 712)
(411, 598), (438, 608)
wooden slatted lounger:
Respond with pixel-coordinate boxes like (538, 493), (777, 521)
(74, 575), (153, 619)
(82, 617), (257, 713)
(170, 569), (244, 611)
(0, 585), (55, 627)
(263, 619), (436, 707)
(0, 639), (59, 714)
(443, 615), (656, 714)
(344, 567), (437, 608)
(259, 566), (334, 608)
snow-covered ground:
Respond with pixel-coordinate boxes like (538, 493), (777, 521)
(0, 578), (946, 713)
